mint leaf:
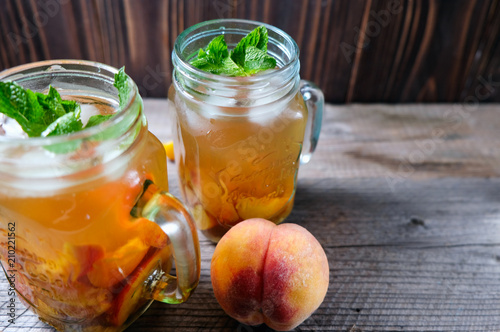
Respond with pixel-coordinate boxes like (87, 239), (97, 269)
(41, 110), (83, 137)
(204, 35), (229, 65)
(189, 57), (220, 74)
(36, 86), (75, 118)
(0, 67), (127, 150)
(242, 46), (277, 75)
(85, 114), (114, 128)
(191, 54), (246, 76)
(114, 67), (129, 108)
(231, 26), (269, 67)
(84, 67), (128, 131)
(220, 57), (247, 76)
(0, 82), (56, 137)
(190, 26), (275, 77)
(190, 35), (234, 74)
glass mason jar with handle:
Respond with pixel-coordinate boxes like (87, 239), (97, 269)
(0, 60), (200, 331)
(169, 19), (324, 242)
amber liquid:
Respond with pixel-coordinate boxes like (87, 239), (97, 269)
(170, 86), (308, 242)
(0, 98), (171, 331)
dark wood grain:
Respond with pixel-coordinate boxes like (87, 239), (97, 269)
(1, 102), (500, 331)
(0, 0), (499, 103)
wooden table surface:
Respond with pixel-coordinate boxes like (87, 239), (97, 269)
(1, 101), (500, 332)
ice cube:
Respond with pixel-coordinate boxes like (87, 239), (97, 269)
(0, 114), (27, 138)
(246, 98), (289, 127)
(79, 103), (102, 125)
(182, 103), (213, 136)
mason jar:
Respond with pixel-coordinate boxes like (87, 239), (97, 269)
(0, 60), (200, 331)
(169, 19), (324, 242)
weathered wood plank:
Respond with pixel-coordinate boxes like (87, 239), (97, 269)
(121, 176), (500, 331)
(0, 0), (499, 103)
(297, 104), (500, 180)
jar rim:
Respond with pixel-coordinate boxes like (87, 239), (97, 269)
(0, 59), (139, 146)
(173, 18), (300, 83)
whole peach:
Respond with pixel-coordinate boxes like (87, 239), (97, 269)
(211, 218), (329, 331)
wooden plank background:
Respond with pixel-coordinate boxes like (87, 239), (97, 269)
(1, 103), (500, 331)
(0, 0), (499, 103)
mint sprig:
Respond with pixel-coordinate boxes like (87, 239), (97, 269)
(0, 83), (75, 137)
(190, 26), (277, 76)
(190, 35), (246, 76)
(0, 67), (129, 139)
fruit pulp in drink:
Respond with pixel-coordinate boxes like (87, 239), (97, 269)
(0, 95), (171, 331)
(170, 86), (308, 242)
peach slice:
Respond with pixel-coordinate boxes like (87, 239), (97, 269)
(191, 204), (212, 230)
(235, 196), (288, 220)
(87, 217), (168, 289)
(108, 246), (171, 327)
(87, 238), (149, 289)
(130, 217), (169, 249)
(63, 243), (105, 283)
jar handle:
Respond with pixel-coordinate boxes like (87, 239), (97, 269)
(139, 184), (200, 304)
(299, 80), (324, 164)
